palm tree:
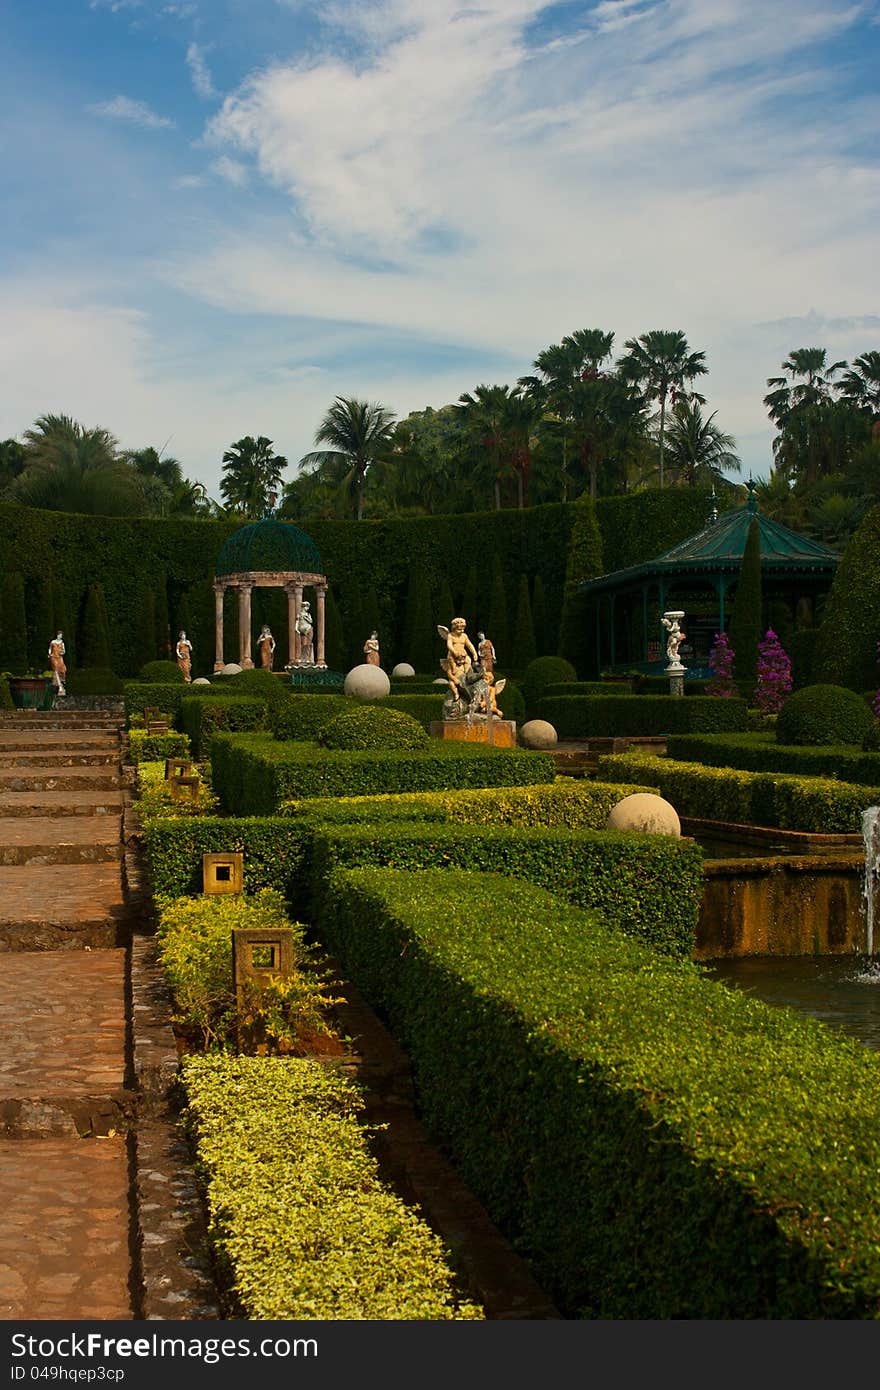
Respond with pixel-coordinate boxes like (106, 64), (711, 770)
(763, 348), (849, 485)
(617, 330), (708, 488)
(838, 351), (880, 422)
(662, 401), (741, 488)
(519, 329), (617, 500)
(219, 436), (288, 518)
(299, 398), (396, 521)
(455, 384), (535, 509)
(8, 414), (148, 515)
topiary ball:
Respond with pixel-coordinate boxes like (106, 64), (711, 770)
(215, 667), (288, 704)
(776, 683), (873, 747)
(318, 704), (429, 751)
(138, 659), (184, 683)
(66, 667), (124, 696)
(344, 663), (391, 700)
(523, 655), (576, 712)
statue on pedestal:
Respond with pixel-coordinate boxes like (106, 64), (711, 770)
(48, 631), (66, 697)
(661, 611), (686, 670)
(296, 601), (314, 665)
(258, 625), (276, 670)
(363, 630), (380, 666)
(176, 630), (193, 683)
(438, 618), (504, 720)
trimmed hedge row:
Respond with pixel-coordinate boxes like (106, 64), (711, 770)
(144, 816), (306, 896)
(279, 779), (659, 829)
(377, 694), (445, 728)
(179, 695), (268, 758)
(210, 733), (556, 815)
(597, 750), (880, 834)
(316, 866), (880, 1317)
(538, 694), (748, 738)
(181, 1054), (482, 1320)
(126, 728), (190, 764)
(542, 681), (633, 698)
(124, 681), (192, 721)
(306, 820), (702, 956)
(666, 732), (880, 785)
(269, 694), (349, 741)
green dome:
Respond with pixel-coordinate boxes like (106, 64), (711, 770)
(215, 519), (322, 577)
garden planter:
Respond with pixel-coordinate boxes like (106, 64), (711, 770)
(8, 677), (54, 710)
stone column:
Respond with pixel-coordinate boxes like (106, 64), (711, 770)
(315, 585), (327, 668)
(239, 584), (254, 668)
(286, 584), (297, 667)
(213, 582), (225, 672)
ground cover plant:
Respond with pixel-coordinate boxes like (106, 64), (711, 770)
(182, 1054), (483, 1320)
(316, 866), (880, 1318)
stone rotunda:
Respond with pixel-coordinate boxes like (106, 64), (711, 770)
(212, 519), (329, 671)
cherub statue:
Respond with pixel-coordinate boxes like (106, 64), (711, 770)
(660, 612), (686, 668)
(437, 617), (477, 701)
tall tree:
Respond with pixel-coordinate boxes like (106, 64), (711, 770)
(728, 517), (763, 701)
(219, 436), (288, 518)
(0, 438), (26, 492)
(662, 401), (741, 488)
(10, 414), (147, 516)
(0, 573), (28, 673)
(28, 576), (56, 673)
(79, 583), (112, 670)
(455, 385), (523, 510)
(763, 348), (849, 486)
(511, 574), (537, 670)
(617, 330), (708, 488)
(838, 351), (880, 422)
(299, 398), (396, 521)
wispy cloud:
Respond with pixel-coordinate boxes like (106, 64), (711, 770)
(211, 155), (249, 186)
(173, 173), (207, 188)
(186, 41), (217, 99)
(88, 95), (175, 128)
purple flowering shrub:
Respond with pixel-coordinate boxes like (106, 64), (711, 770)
(755, 629), (792, 714)
(706, 631), (737, 698)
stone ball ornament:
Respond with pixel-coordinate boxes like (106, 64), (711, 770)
(391, 663), (416, 678)
(221, 663), (243, 675)
(192, 677), (211, 685)
(344, 664), (392, 700)
(606, 793), (681, 837)
(519, 719), (558, 749)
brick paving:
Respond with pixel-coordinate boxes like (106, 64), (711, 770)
(0, 715), (137, 1319)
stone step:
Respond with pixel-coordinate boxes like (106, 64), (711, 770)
(0, 718), (123, 733)
(0, 1137), (134, 1318)
(0, 790), (124, 817)
(0, 818), (122, 866)
(0, 734), (119, 752)
(0, 751), (119, 767)
(0, 863), (128, 950)
(0, 768), (121, 792)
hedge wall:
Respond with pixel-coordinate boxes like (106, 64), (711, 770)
(316, 866), (880, 1317)
(306, 821), (703, 956)
(179, 695), (268, 759)
(210, 733), (556, 816)
(538, 694), (748, 739)
(597, 750), (880, 834)
(144, 817), (308, 897)
(182, 1055), (481, 1320)
(666, 732), (880, 785)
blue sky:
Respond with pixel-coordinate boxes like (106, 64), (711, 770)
(2, 0), (879, 497)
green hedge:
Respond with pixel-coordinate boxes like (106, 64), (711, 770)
(307, 820), (702, 956)
(66, 666), (124, 696)
(542, 681), (632, 698)
(124, 682), (192, 722)
(179, 695), (268, 759)
(597, 750), (880, 834)
(127, 729), (190, 764)
(318, 704), (428, 750)
(0, 674), (13, 709)
(377, 695), (445, 728)
(280, 779), (658, 829)
(636, 676), (713, 696)
(211, 733), (556, 816)
(317, 866), (880, 1317)
(666, 732), (880, 785)
(143, 816), (307, 897)
(182, 1054), (482, 1320)
(269, 694), (349, 742)
(538, 694), (748, 738)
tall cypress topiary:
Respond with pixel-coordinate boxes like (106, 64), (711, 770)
(728, 517), (762, 701)
(486, 552), (509, 661)
(53, 578), (74, 669)
(558, 497), (604, 672)
(434, 575), (455, 633)
(28, 576), (56, 672)
(458, 564), (479, 634)
(323, 587), (345, 671)
(531, 573), (548, 657)
(155, 577), (171, 660)
(813, 503), (880, 692)
(0, 573), (28, 673)
(403, 567), (435, 674)
(79, 583), (112, 670)
(360, 588), (381, 666)
(133, 586), (157, 676)
(511, 574), (537, 670)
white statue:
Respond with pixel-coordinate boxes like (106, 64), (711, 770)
(258, 625), (276, 671)
(661, 611), (686, 670)
(176, 630), (193, 683)
(296, 600), (314, 664)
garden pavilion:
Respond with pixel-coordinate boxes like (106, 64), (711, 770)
(212, 519), (328, 671)
(580, 483), (840, 675)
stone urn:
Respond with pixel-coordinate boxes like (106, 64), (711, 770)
(8, 676), (54, 710)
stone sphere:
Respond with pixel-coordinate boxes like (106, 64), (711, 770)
(519, 719), (558, 749)
(606, 793), (681, 837)
(221, 663), (243, 675)
(433, 677), (448, 685)
(192, 677), (211, 685)
(344, 664), (392, 700)
(392, 663), (416, 678)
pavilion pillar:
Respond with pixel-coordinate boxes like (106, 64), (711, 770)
(213, 582), (225, 672)
(239, 583), (254, 668)
(315, 585), (327, 668)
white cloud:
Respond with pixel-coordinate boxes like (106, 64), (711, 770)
(173, 174), (207, 188)
(88, 95), (175, 128)
(186, 42), (217, 99)
(211, 155), (249, 185)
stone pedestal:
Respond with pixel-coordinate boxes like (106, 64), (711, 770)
(429, 719), (517, 748)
